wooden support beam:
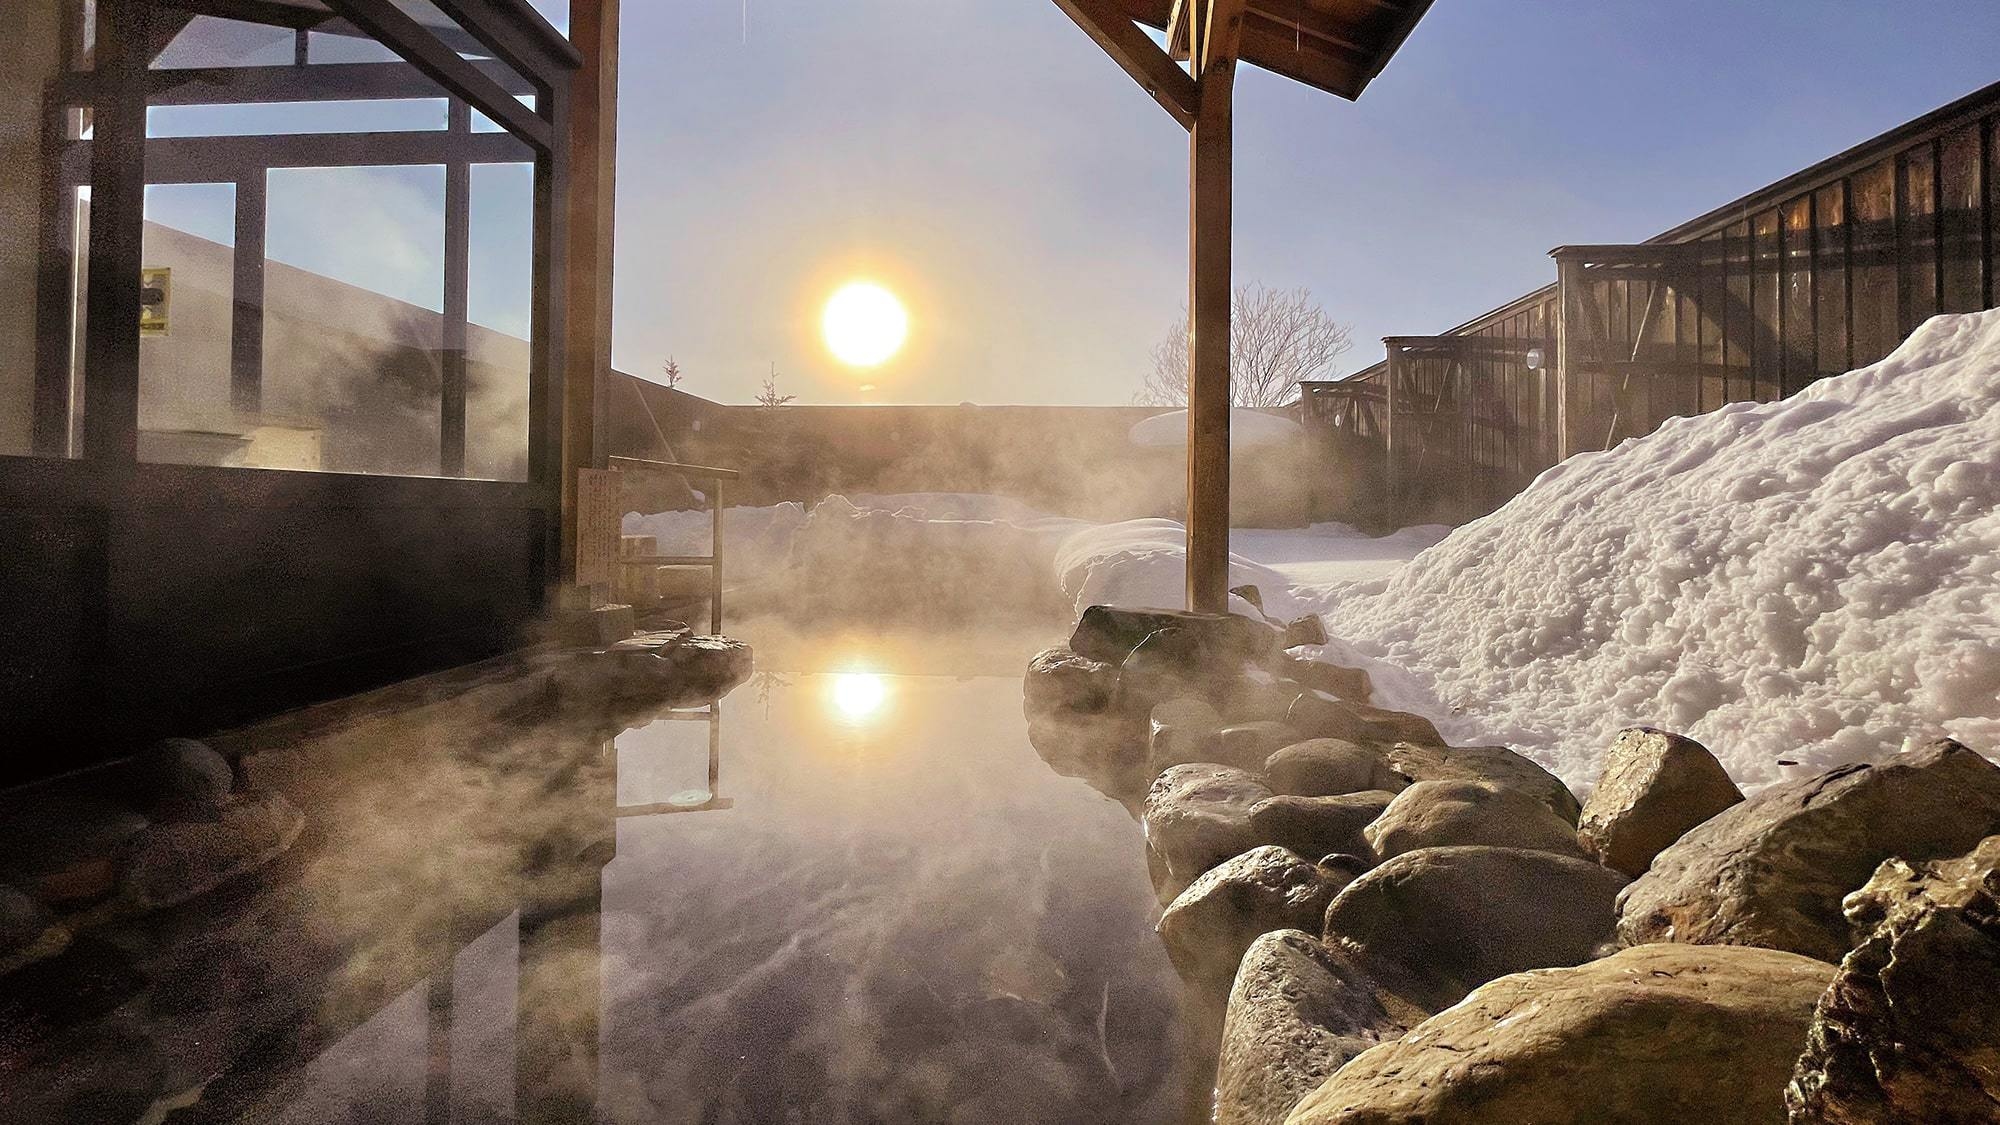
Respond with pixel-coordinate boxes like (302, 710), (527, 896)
(1052, 0), (1199, 130)
(560, 0), (618, 591)
(1185, 0), (1243, 613)
(82, 0), (150, 463)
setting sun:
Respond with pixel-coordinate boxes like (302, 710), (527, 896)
(821, 280), (908, 368)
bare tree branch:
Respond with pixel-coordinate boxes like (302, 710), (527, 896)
(1136, 283), (1353, 407)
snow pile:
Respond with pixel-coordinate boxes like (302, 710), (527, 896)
(1127, 408), (1305, 450)
(1303, 310), (2000, 791)
(1054, 519), (1305, 621)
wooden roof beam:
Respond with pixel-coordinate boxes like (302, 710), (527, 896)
(1053, 0), (1199, 130)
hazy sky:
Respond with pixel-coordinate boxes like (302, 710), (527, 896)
(609, 1), (2000, 406)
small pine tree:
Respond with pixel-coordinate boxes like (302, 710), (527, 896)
(756, 363), (797, 408)
(660, 356), (683, 389)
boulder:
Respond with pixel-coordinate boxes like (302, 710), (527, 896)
(1026, 712), (1147, 802)
(1578, 727), (1744, 877)
(1322, 846), (1628, 1010)
(1249, 792), (1397, 864)
(1218, 722), (1305, 768)
(136, 738), (234, 820)
(1287, 943), (1837, 1125)
(1264, 739), (1408, 798)
(1278, 654), (1371, 704)
(0, 884), (71, 976)
(112, 791), (305, 914)
(1284, 691), (1380, 744)
(1148, 698), (1224, 772)
(1280, 615), (1328, 649)
(1786, 834), (2000, 1123)
(1143, 765), (1274, 895)
(1216, 930), (1413, 1125)
(1069, 605), (1282, 667)
(656, 634), (755, 700)
(1617, 739), (2000, 961)
(1157, 847), (1355, 981)
(1383, 741), (1582, 825)
(1364, 779), (1586, 862)
(1022, 647), (1117, 717)
(1215, 666), (1305, 725)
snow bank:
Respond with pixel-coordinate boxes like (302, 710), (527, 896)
(1053, 520), (1295, 621)
(1128, 408), (1305, 451)
(1302, 310), (2000, 791)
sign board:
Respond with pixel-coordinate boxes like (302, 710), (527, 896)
(139, 267), (171, 337)
(575, 468), (621, 587)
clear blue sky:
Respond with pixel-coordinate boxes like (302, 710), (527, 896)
(610, 0), (2000, 405)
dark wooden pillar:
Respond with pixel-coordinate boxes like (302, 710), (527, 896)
(81, 0), (149, 462)
(1186, 0), (1243, 614)
(560, 0), (619, 590)
(442, 100), (471, 477)
(230, 173), (267, 415)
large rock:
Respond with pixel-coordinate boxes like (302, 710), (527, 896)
(1218, 722), (1304, 767)
(1578, 727), (1744, 877)
(1383, 741), (1582, 825)
(1364, 779), (1586, 862)
(1278, 653), (1371, 704)
(1617, 739), (2000, 961)
(1143, 765), (1274, 895)
(1157, 847), (1355, 981)
(1147, 698), (1224, 772)
(1287, 944), (1837, 1125)
(1027, 711), (1148, 803)
(136, 737), (234, 820)
(1216, 930), (1414, 1125)
(1249, 792), (1397, 864)
(1022, 646), (1117, 717)
(1264, 740), (1408, 798)
(656, 634), (755, 699)
(1786, 834), (2000, 1123)
(112, 791), (305, 914)
(1321, 846), (1629, 1010)
(0, 884), (70, 976)
(1069, 605), (1282, 667)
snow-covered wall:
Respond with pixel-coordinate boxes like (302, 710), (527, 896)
(1301, 310), (2000, 791)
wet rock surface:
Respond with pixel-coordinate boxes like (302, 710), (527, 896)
(1321, 846), (1629, 1011)
(1578, 727), (1743, 877)
(1157, 847), (1355, 982)
(110, 791), (306, 915)
(1143, 765), (1274, 897)
(1248, 792), (1395, 864)
(1287, 943), (1837, 1125)
(1617, 739), (2000, 960)
(1382, 741), (1582, 824)
(1068, 605), (1283, 668)
(135, 738), (234, 821)
(1786, 834), (2000, 1123)
(0, 884), (70, 976)
(1263, 739), (1407, 798)
(1363, 778), (1586, 861)
(1216, 930), (1412, 1125)
(1022, 646), (1118, 716)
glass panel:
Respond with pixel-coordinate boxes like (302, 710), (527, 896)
(1849, 160), (1897, 365)
(1780, 196), (1813, 397)
(527, 0), (571, 38)
(1751, 209), (1780, 401)
(387, 0), (539, 108)
(1898, 144), (1938, 336)
(1938, 125), (1983, 314)
(1, 3), (72, 456)
(150, 15), (295, 70)
(256, 164), (446, 476)
(137, 183), (242, 466)
(465, 161), (534, 482)
(1814, 183), (1849, 379)
(149, 99), (450, 138)
(307, 30), (402, 65)
(1697, 233), (1726, 410)
(1722, 220), (1751, 402)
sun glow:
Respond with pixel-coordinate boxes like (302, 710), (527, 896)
(821, 280), (908, 367)
(829, 672), (888, 720)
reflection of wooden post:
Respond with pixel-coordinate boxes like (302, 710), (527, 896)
(560, 0), (619, 593)
(1186, 0), (1243, 614)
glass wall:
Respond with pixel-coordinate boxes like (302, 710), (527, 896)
(10, 0), (555, 480)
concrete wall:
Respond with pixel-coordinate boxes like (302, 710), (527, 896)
(607, 377), (1314, 527)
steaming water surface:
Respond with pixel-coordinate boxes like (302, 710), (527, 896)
(0, 625), (1201, 1124)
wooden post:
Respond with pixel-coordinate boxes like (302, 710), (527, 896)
(560, 0), (619, 597)
(1186, 0), (1243, 614)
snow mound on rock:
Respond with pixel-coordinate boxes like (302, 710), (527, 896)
(1128, 408), (1305, 450)
(1304, 310), (2000, 792)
